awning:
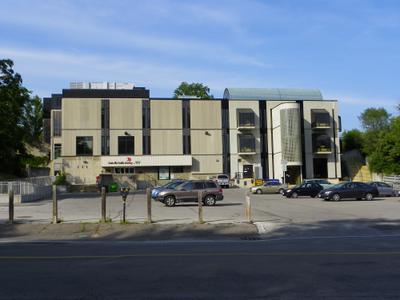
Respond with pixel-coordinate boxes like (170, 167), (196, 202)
(101, 155), (192, 167)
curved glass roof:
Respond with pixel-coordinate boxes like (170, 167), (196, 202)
(223, 88), (323, 101)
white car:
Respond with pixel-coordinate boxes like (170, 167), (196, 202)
(216, 174), (230, 188)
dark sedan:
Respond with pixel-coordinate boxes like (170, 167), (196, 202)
(318, 182), (379, 201)
(283, 182), (324, 198)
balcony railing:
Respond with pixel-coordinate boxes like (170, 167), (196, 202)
(313, 144), (332, 154)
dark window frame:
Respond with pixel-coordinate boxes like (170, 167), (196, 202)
(76, 136), (93, 156)
(118, 136), (135, 155)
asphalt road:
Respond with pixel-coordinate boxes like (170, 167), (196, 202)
(1, 236), (400, 299)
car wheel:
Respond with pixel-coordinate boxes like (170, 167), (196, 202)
(365, 193), (374, 201)
(332, 193), (341, 202)
(204, 195), (216, 206)
(164, 196), (176, 207)
(256, 189), (263, 195)
(291, 192), (298, 198)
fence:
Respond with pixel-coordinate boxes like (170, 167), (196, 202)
(383, 175), (400, 190)
(0, 176), (55, 203)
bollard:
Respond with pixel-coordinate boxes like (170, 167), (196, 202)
(198, 190), (204, 224)
(122, 196), (127, 223)
(245, 191), (252, 223)
(101, 187), (106, 222)
(8, 188), (14, 224)
(52, 185), (58, 224)
(146, 188), (152, 223)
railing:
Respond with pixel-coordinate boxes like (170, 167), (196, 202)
(384, 175), (400, 189)
(0, 176), (55, 203)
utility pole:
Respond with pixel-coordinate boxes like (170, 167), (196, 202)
(198, 190), (204, 224)
(245, 191), (252, 223)
(8, 187), (14, 224)
(101, 187), (106, 222)
(52, 185), (58, 223)
(146, 188), (152, 223)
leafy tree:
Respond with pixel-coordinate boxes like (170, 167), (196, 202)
(341, 129), (363, 153)
(0, 59), (31, 176)
(368, 117), (400, 174)
(173, 82), (213, 99)
(358, 107), (390, 131)
(23, 95), (43, 145)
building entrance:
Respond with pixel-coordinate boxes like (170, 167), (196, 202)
(313, 158), (328, 178)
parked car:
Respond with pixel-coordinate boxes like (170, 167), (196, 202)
(156, 180), (223, 207)
(303, 179), (334, 189)
(251, 180), (287, 194)
(318, 182), (379, 201)
(216, 174), (230, 188)
(283, 182), (324, 198)
(151, 179), (186, 199)
(368, 181), (397, 197)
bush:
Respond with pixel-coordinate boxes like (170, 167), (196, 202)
(54, 172), (67, 185)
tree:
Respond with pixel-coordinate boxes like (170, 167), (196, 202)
(23, 95), (43, 145)
(341, 129), (363, 153)
(358, 107), (391, 131)
(173, 82), (213, 99)
(368, 116), (400, 174)
(0, 59), (31, 176)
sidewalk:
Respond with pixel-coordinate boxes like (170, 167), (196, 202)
(0, 223), (258, 242)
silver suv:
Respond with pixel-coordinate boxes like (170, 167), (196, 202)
(156, 180), (224, 207)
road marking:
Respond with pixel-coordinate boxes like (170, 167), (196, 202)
(1, 251), (400, 260)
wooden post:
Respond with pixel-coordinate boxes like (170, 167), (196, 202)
(146, 188), (152, 223)
(8, 188), (14, 224)
(101, 187), (106, 222)
(52, 185), (58, 224)
(245, 191), (252, 223)
(198, 190), (204, 224)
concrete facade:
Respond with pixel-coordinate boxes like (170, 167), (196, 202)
(44, 84), (341, 186)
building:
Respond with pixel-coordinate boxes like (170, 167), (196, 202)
(43, 83), (341, 187)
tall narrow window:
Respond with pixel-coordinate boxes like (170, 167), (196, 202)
(182, 100), (191, 154)
(76, 137), (93, 156)
(52, 111), (62, 137)
(54, 144), (62, 159)
(101, 99), (110, 155)
(118, 136), (134, 155)
(142, 100), (151, 154)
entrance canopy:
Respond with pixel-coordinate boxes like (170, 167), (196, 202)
(101, 155), (192, 167)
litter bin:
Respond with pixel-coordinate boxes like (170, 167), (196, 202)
(108, 182), (119, 192)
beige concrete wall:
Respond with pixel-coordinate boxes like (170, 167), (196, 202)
(190, 100), (221, 129)
(110, 99), (142, 129)
(228, 100), (262, 178)
(303, 101), (341, 179)
(191, 155), (223, 175)
(109, 129), (143, 156)
(190, 130), (222, 155)
(63, 157), (102, 185)
(151, 100), (182, 129)
(151, 130), (183, 155)
(62, 98), (101, 129)
(62, 130), (101, 156)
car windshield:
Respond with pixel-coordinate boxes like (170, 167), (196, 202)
(217, 175), (228, 179)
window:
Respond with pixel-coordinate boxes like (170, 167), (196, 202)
(182, 182), (194, 190)
(118, 136), (134, 155)
(52, 111), (62, 137)
(193, 182), (204, 190)
(238, 135), (255, 153)
(171, 166), (184, 173)
(205, 182), (217, 189)
(54, 144), (62, 159)
(76, 136), (93, 156)
(114, 168), (135, 174)
(311, 110), (330, 128)
(158, 166), (170, 180)
(238, 110), (255, 127)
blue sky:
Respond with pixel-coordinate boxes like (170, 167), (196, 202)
(0, 0), (399, 130)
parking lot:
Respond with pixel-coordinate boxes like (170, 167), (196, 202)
(1, 188), (400, 225)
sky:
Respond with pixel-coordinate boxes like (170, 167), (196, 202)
(0, 0), (399, 130)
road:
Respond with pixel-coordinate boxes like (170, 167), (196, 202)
(1, 236), (400, 299)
